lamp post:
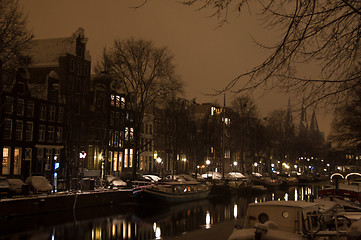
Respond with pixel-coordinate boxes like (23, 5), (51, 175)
(182, 157), (187, 173)
(156, 157), (162, 179)
(233, 161), (238, 172)
(206, 159), (211, 179)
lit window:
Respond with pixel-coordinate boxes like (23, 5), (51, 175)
(124, 149), (128, 167)
(113, 151), (117, 171)
(14, 148), (22, 175)
(129, 149), (133, 168)
(116, 95), (121, 108)
(110, 95), (115, 106)
(2, 147), (10, 175)
(118, 152), (123, 172)
(121, 97), (125, 109)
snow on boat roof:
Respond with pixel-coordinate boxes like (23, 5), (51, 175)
(249, 201), (320, 209)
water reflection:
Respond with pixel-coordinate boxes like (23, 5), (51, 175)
(0, 184), (324, 240)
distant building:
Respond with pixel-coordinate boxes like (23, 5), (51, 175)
(0, 68), (65, 187)
(24, 28), (91, 187)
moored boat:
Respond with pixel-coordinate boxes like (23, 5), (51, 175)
(227, 200), (356, 240)
(319, 180), (361, 203)
(132, 181), (210, 203)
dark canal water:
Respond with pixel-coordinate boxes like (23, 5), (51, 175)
(0, 184), (325, 240)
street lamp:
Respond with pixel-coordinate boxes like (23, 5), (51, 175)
(182, 157), (187, 173)
(206, 159), (211, 179)
(156, 157), (162, 178)
(233, 161), (237, 171)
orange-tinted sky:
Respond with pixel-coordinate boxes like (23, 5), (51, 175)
(19, 0), (332, 136)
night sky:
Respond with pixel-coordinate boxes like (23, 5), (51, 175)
(19, 0), (332, 136)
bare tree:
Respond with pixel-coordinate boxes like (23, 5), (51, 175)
(0, 0), (33, 70)
(229, 96), (259, 172)
(98, 38), (184, 179)
(181, 0), (361, 108)
(330, 82), (361, 148)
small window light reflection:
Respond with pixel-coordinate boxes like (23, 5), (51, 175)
(295, 188), (298, 201)
(112, 224), (116, 237)
(284, 192), (288, 201)
(205, 211), (211, 229)
(233, 204), (238, 219)
(155, 227), (161, 239)
(272, 193), (275, 201)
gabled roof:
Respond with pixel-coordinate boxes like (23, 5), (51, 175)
(25, 28), (91, 67)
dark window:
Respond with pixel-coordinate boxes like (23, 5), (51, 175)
(26, 122), (33, 141)
(58, 107), (64, 122)
(48, 126), (54, 142)
(27, 102), (34, 118)
(16, 99), (24, 116)
(4, 119), (12, 139)
(49, 105), (56, 121)
(15, 120), (23, 140)
(39, 105), (46, 120)
(5, 96), (13, 114)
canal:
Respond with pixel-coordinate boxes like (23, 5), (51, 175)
(0, 184), (324, 240)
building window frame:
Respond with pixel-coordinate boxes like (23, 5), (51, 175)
(5, 96), (13, 114)
(26, 121), (33, 141)
(4, 118), (12, 139)
(15, 120), (23, 140)
(39, 125), (46, 142)
(14, 147), (22, 175)
(16, 99), (24, 116)
(27, 101), (34, 118)
(39, 104), (47, 121)
(48, 126), (55, 142)
(56, 127), (63, 143)
(2, 147), (11, 175)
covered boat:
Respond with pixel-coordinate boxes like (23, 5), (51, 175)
(228, 200), (353, 240)
(132, 181), (210, 203)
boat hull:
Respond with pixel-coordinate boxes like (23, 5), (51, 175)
(133, 185), (210, 203)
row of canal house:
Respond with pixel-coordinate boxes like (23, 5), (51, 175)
(0, 28), (136, 189)
(0, 28), (233, 189)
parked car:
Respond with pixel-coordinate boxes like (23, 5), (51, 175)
(25, 176), (52, 193)
(105, 175), (127, 189)
(201, 172), (222, 180)
(119, 172), (151, 182)
(143, 174), (161, 182)
(0, 177), (10, 197)
(7, 178), (27, 195)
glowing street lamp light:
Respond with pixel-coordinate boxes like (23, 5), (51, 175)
(206, 160), (211, 179)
